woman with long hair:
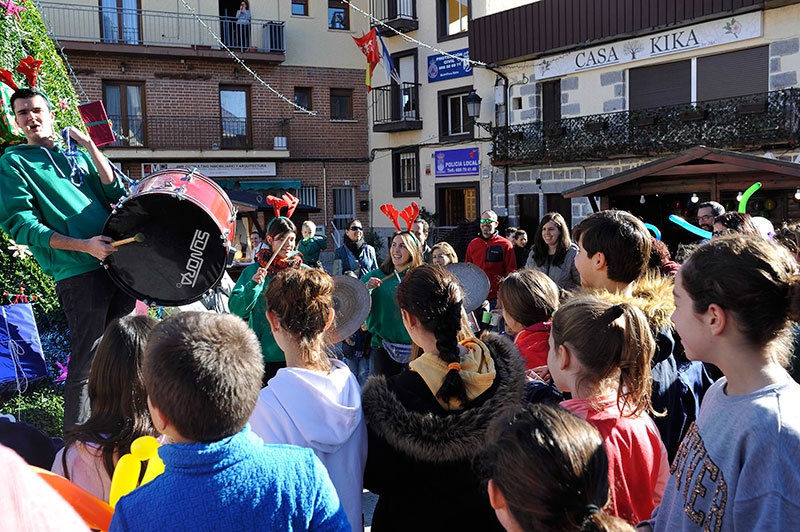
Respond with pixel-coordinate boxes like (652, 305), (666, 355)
(249, 268), (367, 532)
(363, 264), (525, 531)
(52, 315), (159, 502)
(229, 216), (305, 384)
(526, 212), (581, 290)
(362, 231), (424, 377)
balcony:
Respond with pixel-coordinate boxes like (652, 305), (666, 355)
(370, 0), (418, 34)
(372, 82), (422, 132)
(105, 115), (290, 153)
(491, 89), (800, 165)
(39, 2), (285, 60)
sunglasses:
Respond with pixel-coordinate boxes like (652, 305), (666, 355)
(479, 218), (497, 225)
(349, 226), (363, 231)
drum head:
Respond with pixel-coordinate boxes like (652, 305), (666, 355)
(102, 193), (227, 306)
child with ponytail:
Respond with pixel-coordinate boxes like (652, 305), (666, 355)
(646, 234), (800, 531)
(549, 295), (668, 525)
(362, 264), (525, 531)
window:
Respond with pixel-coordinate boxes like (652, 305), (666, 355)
(299, 186), (317, 207)
(393, 149), (419, 197)
(437, 0), (468, 40)
(291, 0), (308, 16)
(629, 60), (691, 111)
(101, 0), (140, 44)
(330, 88), (353, 120)
(328, 1), (349, 30)
(219, 86), (250, 149)
(104, 82), (145, 147)
(697, 46), (768, 101)
(541, 80), (561, 123)
(438, 87), (472, 140)
(295, 87), (312, 111)
(333, 187), (355, 230)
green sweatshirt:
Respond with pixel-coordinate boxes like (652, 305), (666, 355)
(361, 268), (412, 348)
(0, 144), (127, 282)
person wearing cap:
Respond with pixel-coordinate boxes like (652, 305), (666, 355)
(465, 210), (517, 308)
(0, 88), (135, 431)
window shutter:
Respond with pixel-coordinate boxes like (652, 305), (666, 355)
(629, 60), (691, 111)
(697, 46), (768, 102)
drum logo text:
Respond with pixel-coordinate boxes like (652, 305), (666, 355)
(178, 230), (209, 288)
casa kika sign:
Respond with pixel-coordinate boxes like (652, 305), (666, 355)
(534, 12), (762, 80)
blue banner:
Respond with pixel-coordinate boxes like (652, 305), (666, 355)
(427, 48), (472, 83)
(434, 148), (480, 177)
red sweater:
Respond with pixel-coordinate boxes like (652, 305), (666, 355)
(561, 396), (669, 526)
(465, 233), (516, 300)
(514, 322), (550, 369)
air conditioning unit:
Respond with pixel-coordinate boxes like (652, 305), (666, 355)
(273, 136), (287, 150)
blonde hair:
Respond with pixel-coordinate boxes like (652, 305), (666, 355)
(302, 220), (316, 234)
(431, 241), (458, 263)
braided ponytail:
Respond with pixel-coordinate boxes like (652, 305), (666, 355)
(397, 265), (468, 405)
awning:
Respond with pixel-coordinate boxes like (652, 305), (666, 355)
(225, 189), (320, 215)
(216, 179), (301, 191)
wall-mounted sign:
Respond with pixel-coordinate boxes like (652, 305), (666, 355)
(142, 162), (277, 177)
(534, 12), (762, 80)
(434, 147), (480, 177)
(428, 48), (472, 83)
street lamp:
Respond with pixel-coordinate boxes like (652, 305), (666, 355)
(466, 90), (493, 133)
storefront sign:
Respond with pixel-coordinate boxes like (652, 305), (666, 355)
(428, 48), (472, 82)
(534, 12), (762, 80)
(434, 148), (480, 177)
(142, 162), (277, 177)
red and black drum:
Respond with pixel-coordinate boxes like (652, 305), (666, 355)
(102, 168), (236, 306)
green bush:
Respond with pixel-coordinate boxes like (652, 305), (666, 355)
(1, 385), (64, 438)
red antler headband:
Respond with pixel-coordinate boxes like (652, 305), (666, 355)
(265, 192), (300, 219)
(380, 202), (420, 232)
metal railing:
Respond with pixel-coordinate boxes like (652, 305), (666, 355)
(38, 2), (285, 53)
(491, 88), (800, 164)
(370, 0), (417, 22)
(107, 116), (289, 150)
(372, 82), (422, 124)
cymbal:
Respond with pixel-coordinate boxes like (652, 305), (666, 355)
(326, 275), (372, 344)
(444, 262), (490, 313)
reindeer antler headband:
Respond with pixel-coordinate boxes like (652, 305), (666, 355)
(380, 201), (420, 232)
(265, 192), (300, 219)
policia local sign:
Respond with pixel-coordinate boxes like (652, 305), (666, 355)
(534, 11), (762, 80)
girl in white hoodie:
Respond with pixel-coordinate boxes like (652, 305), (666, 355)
(249, 267), (367, 531)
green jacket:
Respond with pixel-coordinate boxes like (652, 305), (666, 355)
(361, 268), (412, 348)
(0, 144), (126, 282)
(297, 235), (327, 265)
(229, 262), (310, 363)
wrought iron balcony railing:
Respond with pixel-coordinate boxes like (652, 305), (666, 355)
(372, 82), (422, 132)
(491, 88), (800, 165)
(107, 116), (290, 151)
(370, 0), (418, 34)
(39, 2), (285, 53)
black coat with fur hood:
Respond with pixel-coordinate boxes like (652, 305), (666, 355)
(362, 333), (525, 532)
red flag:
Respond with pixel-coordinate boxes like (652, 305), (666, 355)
(352, 28), (380, 92)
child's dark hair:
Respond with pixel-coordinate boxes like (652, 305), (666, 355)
(479, 404), (634, 532)
(498, 269), (559, 326)
(532, 212), (572, 267)
(572, 210), (651, 284)
(551, 295), (654, 416)
(396, 264), (467, 406)
(265, 268), (334, 370)
(143, 312), (264, 442)
(680, 234), (800, 367)
(63, 315), (158, 479)
(712, 211), (759, 236)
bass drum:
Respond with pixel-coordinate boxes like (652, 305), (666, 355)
(102, 169), (236, 306)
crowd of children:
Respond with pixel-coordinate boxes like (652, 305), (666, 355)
(2, 209), (800, 532)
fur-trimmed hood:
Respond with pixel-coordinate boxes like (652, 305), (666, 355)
(588, 273), (676, 334)
(362, 333), (525, 464)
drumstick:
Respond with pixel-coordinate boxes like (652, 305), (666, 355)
(111, 233), (145, 247)
(261, 235), (290, 271)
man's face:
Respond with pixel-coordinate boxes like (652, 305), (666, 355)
(410, 221), (427, 246)
(13, 96), (55, 146)
(697, 207), (716, 231)
(479, 212), (498, 238)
